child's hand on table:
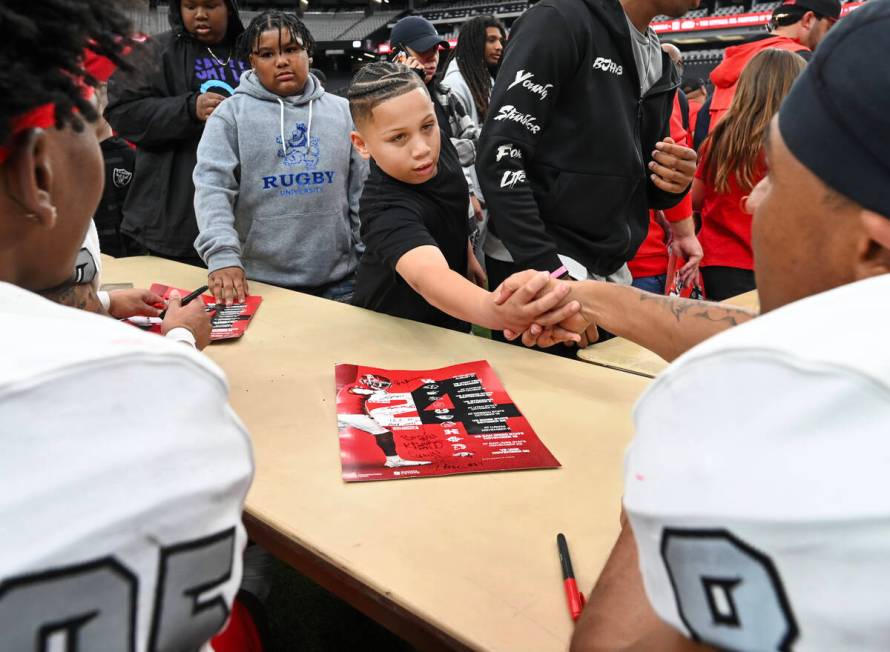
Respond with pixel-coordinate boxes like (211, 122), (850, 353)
(208, 266), (249, 306)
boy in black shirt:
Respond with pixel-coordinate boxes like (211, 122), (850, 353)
(348, 62), (581, 339)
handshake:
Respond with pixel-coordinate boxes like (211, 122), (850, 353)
(486, 270), (599, 349)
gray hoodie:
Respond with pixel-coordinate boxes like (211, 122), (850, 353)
(194, 70), (367, 289)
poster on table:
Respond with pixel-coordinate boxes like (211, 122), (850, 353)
(124, 284), (262, 341)
(335, 360), (560, 482)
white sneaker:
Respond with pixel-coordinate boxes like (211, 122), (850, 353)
(384, 456), (432, 468)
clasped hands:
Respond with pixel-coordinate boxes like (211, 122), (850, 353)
(490, 270), (595, 348)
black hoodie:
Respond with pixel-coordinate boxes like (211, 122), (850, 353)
(476, 0), (686, 277)
(105, 0), (246, 258)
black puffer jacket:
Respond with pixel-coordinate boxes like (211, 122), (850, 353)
(477, 0), (686, 277)
(105, 0), (246, 258)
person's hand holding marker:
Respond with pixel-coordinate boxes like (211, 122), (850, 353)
(160, 289), (212, 350)
(209, 266), (249, 306)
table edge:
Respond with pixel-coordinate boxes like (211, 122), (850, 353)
(244, 511), (475, 652)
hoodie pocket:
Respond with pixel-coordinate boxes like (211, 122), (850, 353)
(242, 210), (355, 286)
(551, 171), (637, 249)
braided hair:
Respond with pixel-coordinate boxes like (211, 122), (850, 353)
(238, 10), (316, 61)
(450, 16), (506, 120)
(0, 0), (132, 146)
(347, 62), (428, 126)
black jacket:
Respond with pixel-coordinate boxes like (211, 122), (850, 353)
(105, 0), (245, 257)
(476, 0), (686, 277)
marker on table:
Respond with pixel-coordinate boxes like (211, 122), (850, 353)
(557, 533), (586, 622)
(158, 285), (209, 320)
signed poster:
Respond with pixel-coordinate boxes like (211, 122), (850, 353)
(124, 284), (262, 341)
(335, 360), (560, 482)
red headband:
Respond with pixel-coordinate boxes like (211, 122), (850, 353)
(0, 47), (122, 165)
(0, 104), (56, 165)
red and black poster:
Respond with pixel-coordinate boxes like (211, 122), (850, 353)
(335, 360), (560, 482)
(125, 284), (262, 341)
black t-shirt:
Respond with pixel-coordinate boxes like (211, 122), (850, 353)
(353, 133), (470, 332)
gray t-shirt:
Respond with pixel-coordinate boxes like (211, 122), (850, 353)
(626, 15), (663, 96)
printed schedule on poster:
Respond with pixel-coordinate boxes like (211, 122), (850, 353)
(335, 360), (560, 482)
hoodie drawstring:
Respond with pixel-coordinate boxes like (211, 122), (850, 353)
(306, 99), (313, 154)
(277, 97), (287, 157)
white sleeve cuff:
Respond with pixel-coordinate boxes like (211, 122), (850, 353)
(165, 327), (197, 348)
(98, 290), (111, 312)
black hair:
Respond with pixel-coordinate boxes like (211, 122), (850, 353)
(0, 0), (132, 146)
(347, 62), (428, 127)
(238, 10), (315, 61)
(170, 0), (245, 44)
(449, 15), (506, 120)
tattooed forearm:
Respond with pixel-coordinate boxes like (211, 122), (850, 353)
(40, 283), (108, 315)
(638, 291), (755, 326)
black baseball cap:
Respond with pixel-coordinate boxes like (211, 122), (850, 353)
(779, 0), (890, 218)
(773, 0), (842, 22)
(389, 16), (449, 53)
(682, 77), (707, 93)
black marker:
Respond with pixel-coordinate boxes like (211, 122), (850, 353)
(159, 285), (209, 319)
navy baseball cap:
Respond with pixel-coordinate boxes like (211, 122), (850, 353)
(389, 16), (449, 53)
(779, 0), (890, 217)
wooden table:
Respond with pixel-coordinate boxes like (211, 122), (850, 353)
(102, 255), (650, 652)
(577, 290), (760, 378)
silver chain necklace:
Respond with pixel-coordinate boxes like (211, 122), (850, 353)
(206, 46), (231, 67)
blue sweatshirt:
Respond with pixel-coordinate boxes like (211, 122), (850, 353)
(194, 70), (367, 289)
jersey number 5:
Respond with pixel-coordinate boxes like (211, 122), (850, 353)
(661, 528), (799, 651)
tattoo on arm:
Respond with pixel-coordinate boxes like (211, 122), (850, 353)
(40, 284), (107, 315)
(638, 292), (755, 328)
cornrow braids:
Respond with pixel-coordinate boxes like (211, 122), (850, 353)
(0, 0), (132, 146)
(347, 62), (428, 126)
(450, 16), (505, 120)
(238, 11), (316, 61)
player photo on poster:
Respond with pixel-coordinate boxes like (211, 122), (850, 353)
(335, 360), (560, 482)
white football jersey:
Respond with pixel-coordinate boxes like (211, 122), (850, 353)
(0, 283), (254, 651)
(625, 275), (890, 651)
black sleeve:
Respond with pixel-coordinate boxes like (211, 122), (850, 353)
(362, 205), (438, 270)
(677, 89), (690, 132)
(105, 38), (202, 150)
(476, 5), (580, 272)
(646, 88), (692, 211)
